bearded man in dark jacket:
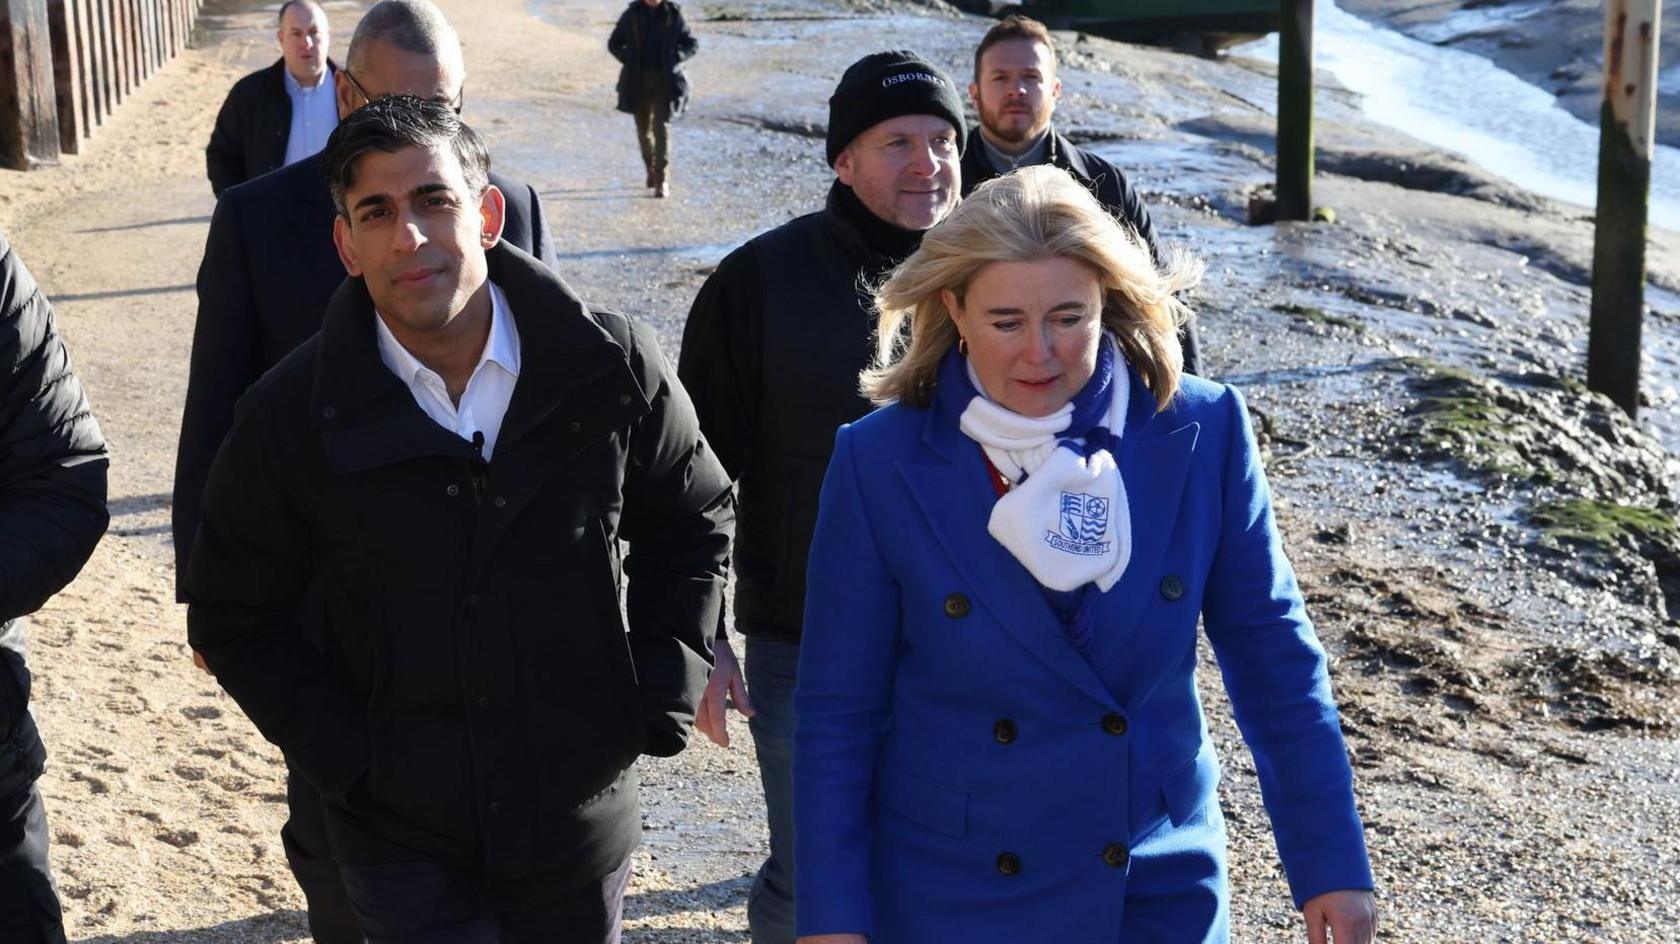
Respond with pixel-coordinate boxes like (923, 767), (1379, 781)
(677, 50), (964, 944)
(186, 98), (732, 943)
(0, 231), (110, 943)
(961, 14), (1199, 375)
(608, 0), (698, 197)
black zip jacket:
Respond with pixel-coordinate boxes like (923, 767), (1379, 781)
(186, 243), (733, 878)
(678, 183), (915, 643)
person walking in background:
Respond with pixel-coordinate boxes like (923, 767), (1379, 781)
(206, 0), (340, 197)
(792, 167), (1375, 943)
(0, 231), (110, 944)
(960, 14), (1199, 375)
(185, 96), (733, 943)
(678, 49), (966, 944)
(608, 0), (698, 198)
(174, 2), (561, 938)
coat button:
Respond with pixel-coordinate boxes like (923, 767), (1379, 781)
(1101, 713), (1128, 736)
(943, 593), (970, 619)
(618, 393), (632, 406)
(445, 484), (460, 497)
(493, 496), (507, 509)
(477, 695), (490, 708)
(1102, 842), (1129, 869)
(996, 852), (1021, 876)
(488, 801), (501, 814)
(569, 421), (582, 433)
(993, 719), (1017, 744)
(321, 405), (336, 420)
(1159, 575), (1184, 601)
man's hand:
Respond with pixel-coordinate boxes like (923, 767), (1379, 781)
(191, 648), (212, 675)
(695, 635), (754, 747)
(1304, 889), (1376, 944)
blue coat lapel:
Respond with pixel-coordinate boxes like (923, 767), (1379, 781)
(899, 403), (1121, 711)
(1087, 371), (1200, 674)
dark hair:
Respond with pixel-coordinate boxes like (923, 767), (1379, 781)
(324, 95), (490, 218)
(973, 14), (1056, 81)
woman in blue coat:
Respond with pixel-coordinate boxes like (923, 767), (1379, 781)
(792, 166), (1376, 943)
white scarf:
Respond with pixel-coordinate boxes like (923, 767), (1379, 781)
(959, 359), (1132, 593)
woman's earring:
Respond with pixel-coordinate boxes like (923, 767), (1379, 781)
(957, 335), (968, 356)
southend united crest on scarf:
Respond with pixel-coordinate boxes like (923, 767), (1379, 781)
(1052, 492), (1112, 557)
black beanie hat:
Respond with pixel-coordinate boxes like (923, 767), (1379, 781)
(826, 50), (967, 166)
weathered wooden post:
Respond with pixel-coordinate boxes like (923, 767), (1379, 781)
(1275, 0), (1313, 221)
(1, 0), (61, 169)
(1588, 0), (1663, 417)
(47, 0), (82, 152)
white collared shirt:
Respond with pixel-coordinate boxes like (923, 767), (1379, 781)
(374, 282), (521, 461)
(282, 66), (340, 166)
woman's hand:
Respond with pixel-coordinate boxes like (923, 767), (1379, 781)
(1303, 889), (1376, 944)
(796, 936), (867, 944)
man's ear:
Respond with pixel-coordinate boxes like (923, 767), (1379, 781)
(1050, 73), (1063, 104)
(478, 184), (507, 249)
(833, 146), (856, 188)
(335, 69), (356, 120)
(967, 79), (981, 112)
(333, 214), (362, 277)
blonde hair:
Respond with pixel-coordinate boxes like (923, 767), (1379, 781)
(861, 165), (1201, 411)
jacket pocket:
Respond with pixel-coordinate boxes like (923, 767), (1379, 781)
(1161, 742), (1222, 827)
(873, 763), (968, 837)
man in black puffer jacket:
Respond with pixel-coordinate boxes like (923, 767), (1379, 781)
(0, 230), (110, 943)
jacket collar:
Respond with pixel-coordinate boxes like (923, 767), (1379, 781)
(901, 363), (1198, 706)
(308, 242), (631, 467)
(963, 125), (1095, 188)
(822, 181), (922, 277)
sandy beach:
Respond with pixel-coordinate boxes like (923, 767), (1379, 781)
(2, 0), (1678, 940)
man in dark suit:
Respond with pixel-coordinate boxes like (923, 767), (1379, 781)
(174, 3), (559, 939)
(960, 14), (1199, 375)
(206, 1), (340, 196)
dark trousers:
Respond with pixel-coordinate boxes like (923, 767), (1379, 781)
(336, 854), (632, 944)
(744, 638), (798, 944)
(632, 71), (671, 181)
(285, 771), (367, 943)
(0, 777), (65, 944)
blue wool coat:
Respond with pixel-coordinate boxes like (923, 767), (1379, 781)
(792, 370), (1373, 942)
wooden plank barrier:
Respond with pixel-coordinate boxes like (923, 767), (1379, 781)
(1, 0), (201, 168)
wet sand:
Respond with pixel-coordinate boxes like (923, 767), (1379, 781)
(2, 0), (1678, 940)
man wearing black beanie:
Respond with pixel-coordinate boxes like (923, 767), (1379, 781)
(676, 49), (965, 944)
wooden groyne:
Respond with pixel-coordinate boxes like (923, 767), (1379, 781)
(2, 0), (204, 169)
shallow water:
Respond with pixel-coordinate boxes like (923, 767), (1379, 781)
(1236, 3), (1680, 233)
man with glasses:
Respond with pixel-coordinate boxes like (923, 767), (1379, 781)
(172, 3), (559, 940)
